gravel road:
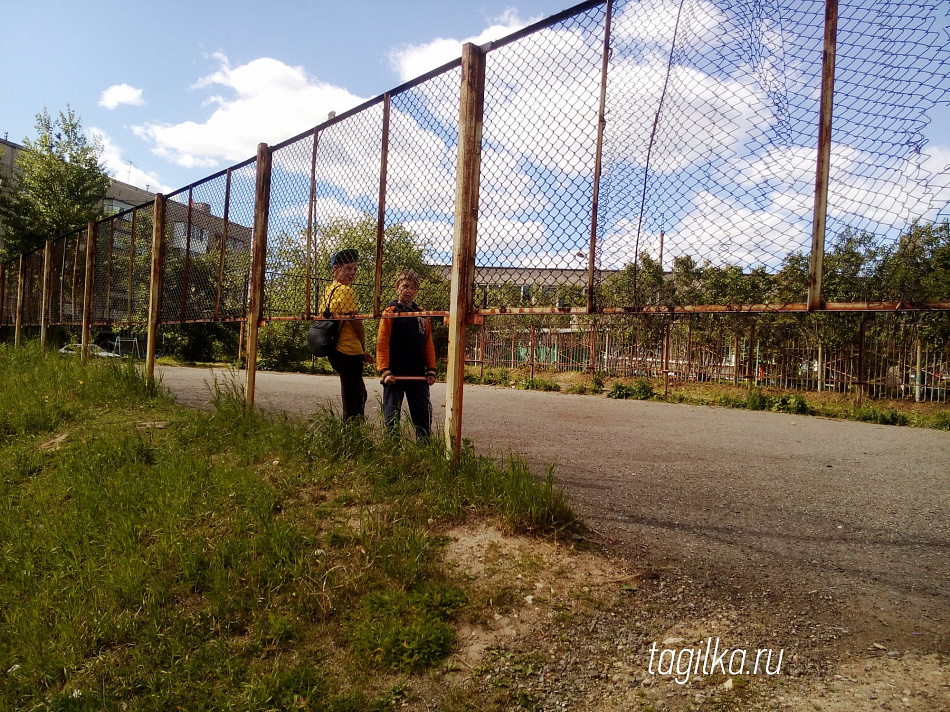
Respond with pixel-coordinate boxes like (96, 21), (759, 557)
(157, 365), (950, 658)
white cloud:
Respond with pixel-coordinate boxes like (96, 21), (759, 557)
(612, 0), (727, 52)
(99, 84), (144, 110)
(133, 53), (365, 169)
(390, 10), (533, 82)
(91, 128), (172, 194)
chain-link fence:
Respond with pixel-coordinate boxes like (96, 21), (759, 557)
(2, 0), (948, 333)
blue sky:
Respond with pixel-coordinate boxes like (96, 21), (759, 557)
(0, 0), (575, 193)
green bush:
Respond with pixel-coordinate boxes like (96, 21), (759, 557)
(517, 377), (560, 392)
(590, 372), (605, 392)
(608, 378), (654, 400)
(465, 368), (511, 386)
(256, 321), (312, 371)
(160, 323), (239, 363)
(770, 394), (812, 415)
(930, 411), (950, 430)
(849, 405), (910, 426)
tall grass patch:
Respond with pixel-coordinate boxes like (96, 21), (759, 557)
(0, 345), (577, 710)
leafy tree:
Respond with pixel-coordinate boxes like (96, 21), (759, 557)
(0, 106), (110, 259)
(879, 220), (950, 303)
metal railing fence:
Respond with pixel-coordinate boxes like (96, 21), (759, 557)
(465, 313), (949, 402)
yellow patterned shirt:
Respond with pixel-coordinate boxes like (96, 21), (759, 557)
(321, 282), (362, 356)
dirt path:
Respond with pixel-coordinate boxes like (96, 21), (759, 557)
(157, 366), (949, 668)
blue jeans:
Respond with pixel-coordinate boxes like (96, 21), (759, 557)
(382, 381), (432, 439)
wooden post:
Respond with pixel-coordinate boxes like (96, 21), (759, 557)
(81, 222), (96, 360)
(245, 143), (273, 411)
(915, 338), (923, 402)
(444, 43), (485, 459)
(586, 0), (614, 313)
(817, 338), (824, 392)
(39, 239), (53, 350)
(14, 255), (25, 347)
(807, 0), (839, 311)
(145, 197), (166, 380)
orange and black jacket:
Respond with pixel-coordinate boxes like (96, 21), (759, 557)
(376, 300), (436, 381)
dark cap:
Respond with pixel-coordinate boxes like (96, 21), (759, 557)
(331, 249), (359, 268)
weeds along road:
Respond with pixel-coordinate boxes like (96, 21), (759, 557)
(158, 365), (950, 656)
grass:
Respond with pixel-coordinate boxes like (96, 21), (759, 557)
(515, 377), (560, 392)
(0, 342), (577, 711)
(556, 369), (950, 430)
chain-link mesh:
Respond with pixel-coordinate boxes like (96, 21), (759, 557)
(5, 0), (948, 331)
(269, 105), (387, 319)
(601, 0), (950, 308)
(21, 250), (43, 326)
(384, 68), (461, 313)
(0, 261), (10, 325)
(47, 236), (66, 325)
(127, 205), (153, 324)
(219, 163), (256, 321)
(476, 4), (606, 311)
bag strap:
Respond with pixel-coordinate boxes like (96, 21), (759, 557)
(321, 284), (342, 319)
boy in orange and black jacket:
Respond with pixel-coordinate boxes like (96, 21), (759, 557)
(376, 269), (437, 439)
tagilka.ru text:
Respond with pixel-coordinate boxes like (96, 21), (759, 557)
(648, 637), (784, 685)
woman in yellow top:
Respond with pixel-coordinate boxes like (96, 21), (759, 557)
(321, 249), (373, 421)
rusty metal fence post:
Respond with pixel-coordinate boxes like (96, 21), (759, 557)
(807, 0), (839, 311)
(444, 43), (485, 459)
(81, 222), (96, 360)
(145, 197), (166, 380)
(245, 143), (272, 411)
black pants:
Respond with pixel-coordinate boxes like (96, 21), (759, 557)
(382, 381), (432, 439)
(327, 351), (367, 421)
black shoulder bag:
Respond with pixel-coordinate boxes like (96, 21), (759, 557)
(307, 285), (342, 358)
